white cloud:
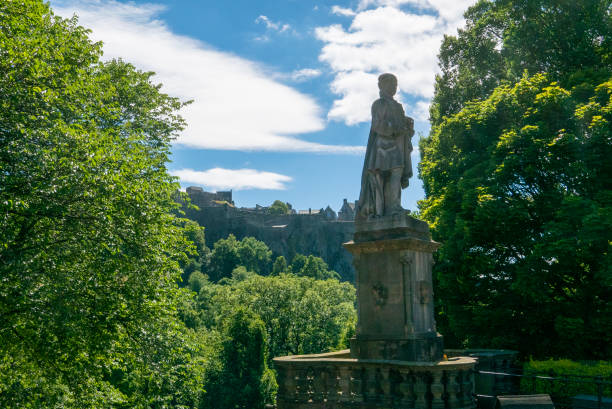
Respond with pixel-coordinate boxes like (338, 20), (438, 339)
(290, 68), (322, 82)
(52, 0), (363, 153)
(317, 0), (476, 125)
(357, 0), (468, 23)
(255, 15), (291, 33)
(409, 100), (431, 122)
(331, 5), (357, 17)
(172, 168), (293, 191)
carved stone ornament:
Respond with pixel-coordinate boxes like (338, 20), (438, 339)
(372, 282), (388, 306)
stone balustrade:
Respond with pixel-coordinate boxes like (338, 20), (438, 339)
(274, 350), (476, 409)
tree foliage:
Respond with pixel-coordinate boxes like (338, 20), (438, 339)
(203, 308), (276, 409)
(421, 0), (611, 360)
(269, 200), (290, 215)
(431, 0), (611, 126)
(207, 234), (272, 281)
(180, 219), (210, 284)
(0, 1), (207, 406)
(296, 255), (341, 280)
(420, 74), (612, 358)
(271, 255), (288, 275)
(190, 272), (356, 361)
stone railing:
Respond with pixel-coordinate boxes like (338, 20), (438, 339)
(274, 350), (476, 409)
(445, 349), (519, 396)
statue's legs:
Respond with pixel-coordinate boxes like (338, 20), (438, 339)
(374, 172), (384, 217)
(384, 168), (403, 215)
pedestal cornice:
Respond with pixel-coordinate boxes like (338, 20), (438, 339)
(343, 236), (441, 255)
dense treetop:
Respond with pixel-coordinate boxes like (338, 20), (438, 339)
(420, 0), (611, 359)
(431, 0), (611, 126)
(0, 1), (207, 406)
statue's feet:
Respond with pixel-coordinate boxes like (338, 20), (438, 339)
(389, 205), (406, 216)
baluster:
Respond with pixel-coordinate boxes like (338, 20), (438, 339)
(447, 370), (461, 408)
(398, 370), (416, 408)
(307, 366), (316, 402)
(380, 367), (393, 406)
(326, 366), (340, 403)
(338, 365), (352, 403)
(285, 366), (299, 404)
(363, 366), (378, 403)
(414, 372), (428, 409)
(350, 365), (365, 403)
(295, 367), (310, 403)
(312, 366), (325, 403)
(431, 370), (444, 409)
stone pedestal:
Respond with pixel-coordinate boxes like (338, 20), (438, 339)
(344, 214), (443, 362)
(273, 213), (477, 409)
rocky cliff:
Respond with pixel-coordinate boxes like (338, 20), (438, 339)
(182, 188), (356, 282)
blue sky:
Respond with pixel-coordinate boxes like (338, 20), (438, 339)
(52, 0), (475, 212)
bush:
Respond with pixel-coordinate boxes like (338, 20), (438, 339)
(521, 360), (612, 401)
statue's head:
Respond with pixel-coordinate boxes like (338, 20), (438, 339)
(378, 73), (397, 97)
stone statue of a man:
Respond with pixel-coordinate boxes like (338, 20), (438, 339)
(357, 73), (414, 220)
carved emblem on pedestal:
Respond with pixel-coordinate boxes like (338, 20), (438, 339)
(418, 280), (431, 304)
(372, 282), (388, 306)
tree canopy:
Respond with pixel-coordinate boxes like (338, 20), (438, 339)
(207, 234), (273, 281)
(0, 1), (206, 406)
(203, 308), (277, 409)
(420, 0), (611, 359)
(186, 272), (356, 361)
(430, 0), (611, 126)
(269, 200), (290, 215)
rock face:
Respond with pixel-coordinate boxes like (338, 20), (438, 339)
(182, 187), (356, 282)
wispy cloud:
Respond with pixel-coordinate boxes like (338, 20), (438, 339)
(331, 5), (357, 17)
(290, 68), (322, 82)
(255, 15), (291, 33)
(317, 0), (476, 125)
(172, 168), (293, 190)
(52, 0), (363, 153)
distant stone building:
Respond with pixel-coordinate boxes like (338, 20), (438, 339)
(181, 187), (356, 281)
(297, 208), (320, 215)
(338, 198), (357, 221)
(322, 205), (337, 220)
(186, 186), (234, 207)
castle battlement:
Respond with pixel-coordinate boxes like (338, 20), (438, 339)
(182, 187), (357, 281)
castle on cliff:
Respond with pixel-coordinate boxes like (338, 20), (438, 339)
(183, 186), (357, 281)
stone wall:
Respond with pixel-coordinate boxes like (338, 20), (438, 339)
(182, 190), (356, 282)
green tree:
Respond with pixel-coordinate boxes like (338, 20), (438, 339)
(180, 219), (210, 284)
(422, 0), (612, 360)
(208, 235), (272, 281)
(237, 236), (272, 275)
(289, 253), (308, 274)
(271, 255), (288, 275)
(208, 234), (240, 281)
(298, 255), (340, 280)
(430, 0), (611, 126)
(197, 274), (356, 359)
(420, 74), (612, 359)
(0, 1), (205, 406)
(269, 199), (290, 215)
(204, 308), (276, 409)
